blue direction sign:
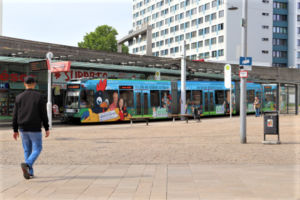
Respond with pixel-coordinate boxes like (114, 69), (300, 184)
(0, 83), (9, 89)
(239, 57), (252, 66)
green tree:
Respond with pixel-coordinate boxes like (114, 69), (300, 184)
(78, 25), (129, 53)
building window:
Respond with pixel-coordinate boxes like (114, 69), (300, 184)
(262, 25), (269, 29)
(186, 21), (190, 28)
(205, 39), (210, 46)
(212, 25), (217, 32)
(273, 14), (287, 21)
(175, 36), (179, 42)
(165, 39), (169, 45)
(180, 2), (184, 8)
(212, 1), (217, 8)
(204, 52), (210, 58)
(191, 31), (196, 38)
(198, 41), (203, 47)
(198, 17), (203, 24)
(211, 37), (216, 45)
(273, 2), (287, 9)
(262, 13), (269, 16)
(219, 49), (224, 56)
(273, 27), (287, 34)
(205, 3), (210, 10)
(262, 51), (268, 54)
(192, 19), (197, 26)
(180, 35), (184, 41)
(180, 23), (184, 30)
(185, 44), (190, 50)
(165, 49), (169, 55)
(297, 52), (300, 58)
(156, 42), (159, 47)
(205, 27), (210, 34)
(212, 51), (217, 57)
(298, 3), (300, 9)
(218, 23), (224, 31)
(211, 13), (217, 20)
(298, 15), (300, 22)
(186, 33), (190, 39)
(205, 15), (210, 22)
(152, 43), (155, 48)
(273, 51), (287, 58)
(273, 39), (287, 46)
(186, 10), (190, 17)
(273, 63), (287, 67)
(191, 8), (197, 15)
(262, 38), (268, 41)
(298, 27), (300, 34)
(219, 10), (224, 18)
(191, 42), (197, 49)
(219, 36), (224, 43)
(199, 29), (203, 36)
(199, 5), (203, 12)
(262, 0), (269, 3)
(298, 40), (300, 46)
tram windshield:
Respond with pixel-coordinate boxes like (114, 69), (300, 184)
(65, 91), (79, 109)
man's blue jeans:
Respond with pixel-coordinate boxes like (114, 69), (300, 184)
(255, 108), (260, 117)
(20, 131), (43, 175)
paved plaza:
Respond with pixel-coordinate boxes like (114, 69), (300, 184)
(0, 115), (299, 200)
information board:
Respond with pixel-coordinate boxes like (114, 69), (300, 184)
(29, 60), (50, 72)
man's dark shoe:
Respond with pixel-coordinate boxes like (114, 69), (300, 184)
(30, 174), (34, 179)
(21, 163), (30, 180)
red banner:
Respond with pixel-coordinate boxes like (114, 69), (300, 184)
(51, 61), (71, 73)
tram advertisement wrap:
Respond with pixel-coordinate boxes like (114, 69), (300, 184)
(80, 79), (132, 123)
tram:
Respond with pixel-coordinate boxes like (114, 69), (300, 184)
(62, 78), (277, 123)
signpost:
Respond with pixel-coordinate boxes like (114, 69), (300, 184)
(46, 52), (53, 129)
(155, 71), (161, 80)
(224, 64), (232, 119)
(181, 41), (186, 119)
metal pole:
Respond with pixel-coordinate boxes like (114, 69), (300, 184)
(47, 58), (52, 129)
(181, 40), (186, 120)
(240, 0), (247, 143)
(230, 83), (232, 119)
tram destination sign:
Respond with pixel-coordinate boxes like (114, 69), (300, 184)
(29, 60), (50, 72)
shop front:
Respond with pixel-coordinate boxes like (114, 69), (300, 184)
(0, 63), (48, 120)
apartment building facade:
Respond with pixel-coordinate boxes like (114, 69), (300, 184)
(129, 0), (297, 68)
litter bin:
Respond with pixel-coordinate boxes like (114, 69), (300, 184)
(263, 111), (279, 141)
(194, 107), (201, 122)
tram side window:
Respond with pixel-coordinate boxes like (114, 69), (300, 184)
(161, 90), (170, 107)
(150, 90), (160, 107)
(192, 90), (202, 105)
(248, 90), (255, 103)
(120, 90), (134, 107)
(80, 90), (94, 108)
(215, 90), (224, 104)
(186, 90), (192, 105)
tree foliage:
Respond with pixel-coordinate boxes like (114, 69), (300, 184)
(78, 25), (129, 53)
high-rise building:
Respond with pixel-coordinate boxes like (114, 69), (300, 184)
(288, 0), (300, 69)
(0, 0), (2, 36)
(127, 0), (296, 68)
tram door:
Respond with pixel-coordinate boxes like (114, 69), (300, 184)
(135, 90), (149, 116)
(204, 90), (214, 114)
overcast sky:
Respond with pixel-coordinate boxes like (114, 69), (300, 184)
(3, 0), (132, 47)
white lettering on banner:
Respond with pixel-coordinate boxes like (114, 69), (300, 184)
(99, 110), (119, 122)
(52, 70), (145, 83)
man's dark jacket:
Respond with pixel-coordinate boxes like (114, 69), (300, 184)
(12, 89), (49, 132)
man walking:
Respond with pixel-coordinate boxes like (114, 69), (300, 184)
(254, 96), (261, 117)
(12, 76), (49, 179)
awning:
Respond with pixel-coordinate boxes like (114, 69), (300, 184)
(9, 83), (39, 90)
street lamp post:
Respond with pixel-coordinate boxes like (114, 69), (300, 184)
(229, 0), (248, 143)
